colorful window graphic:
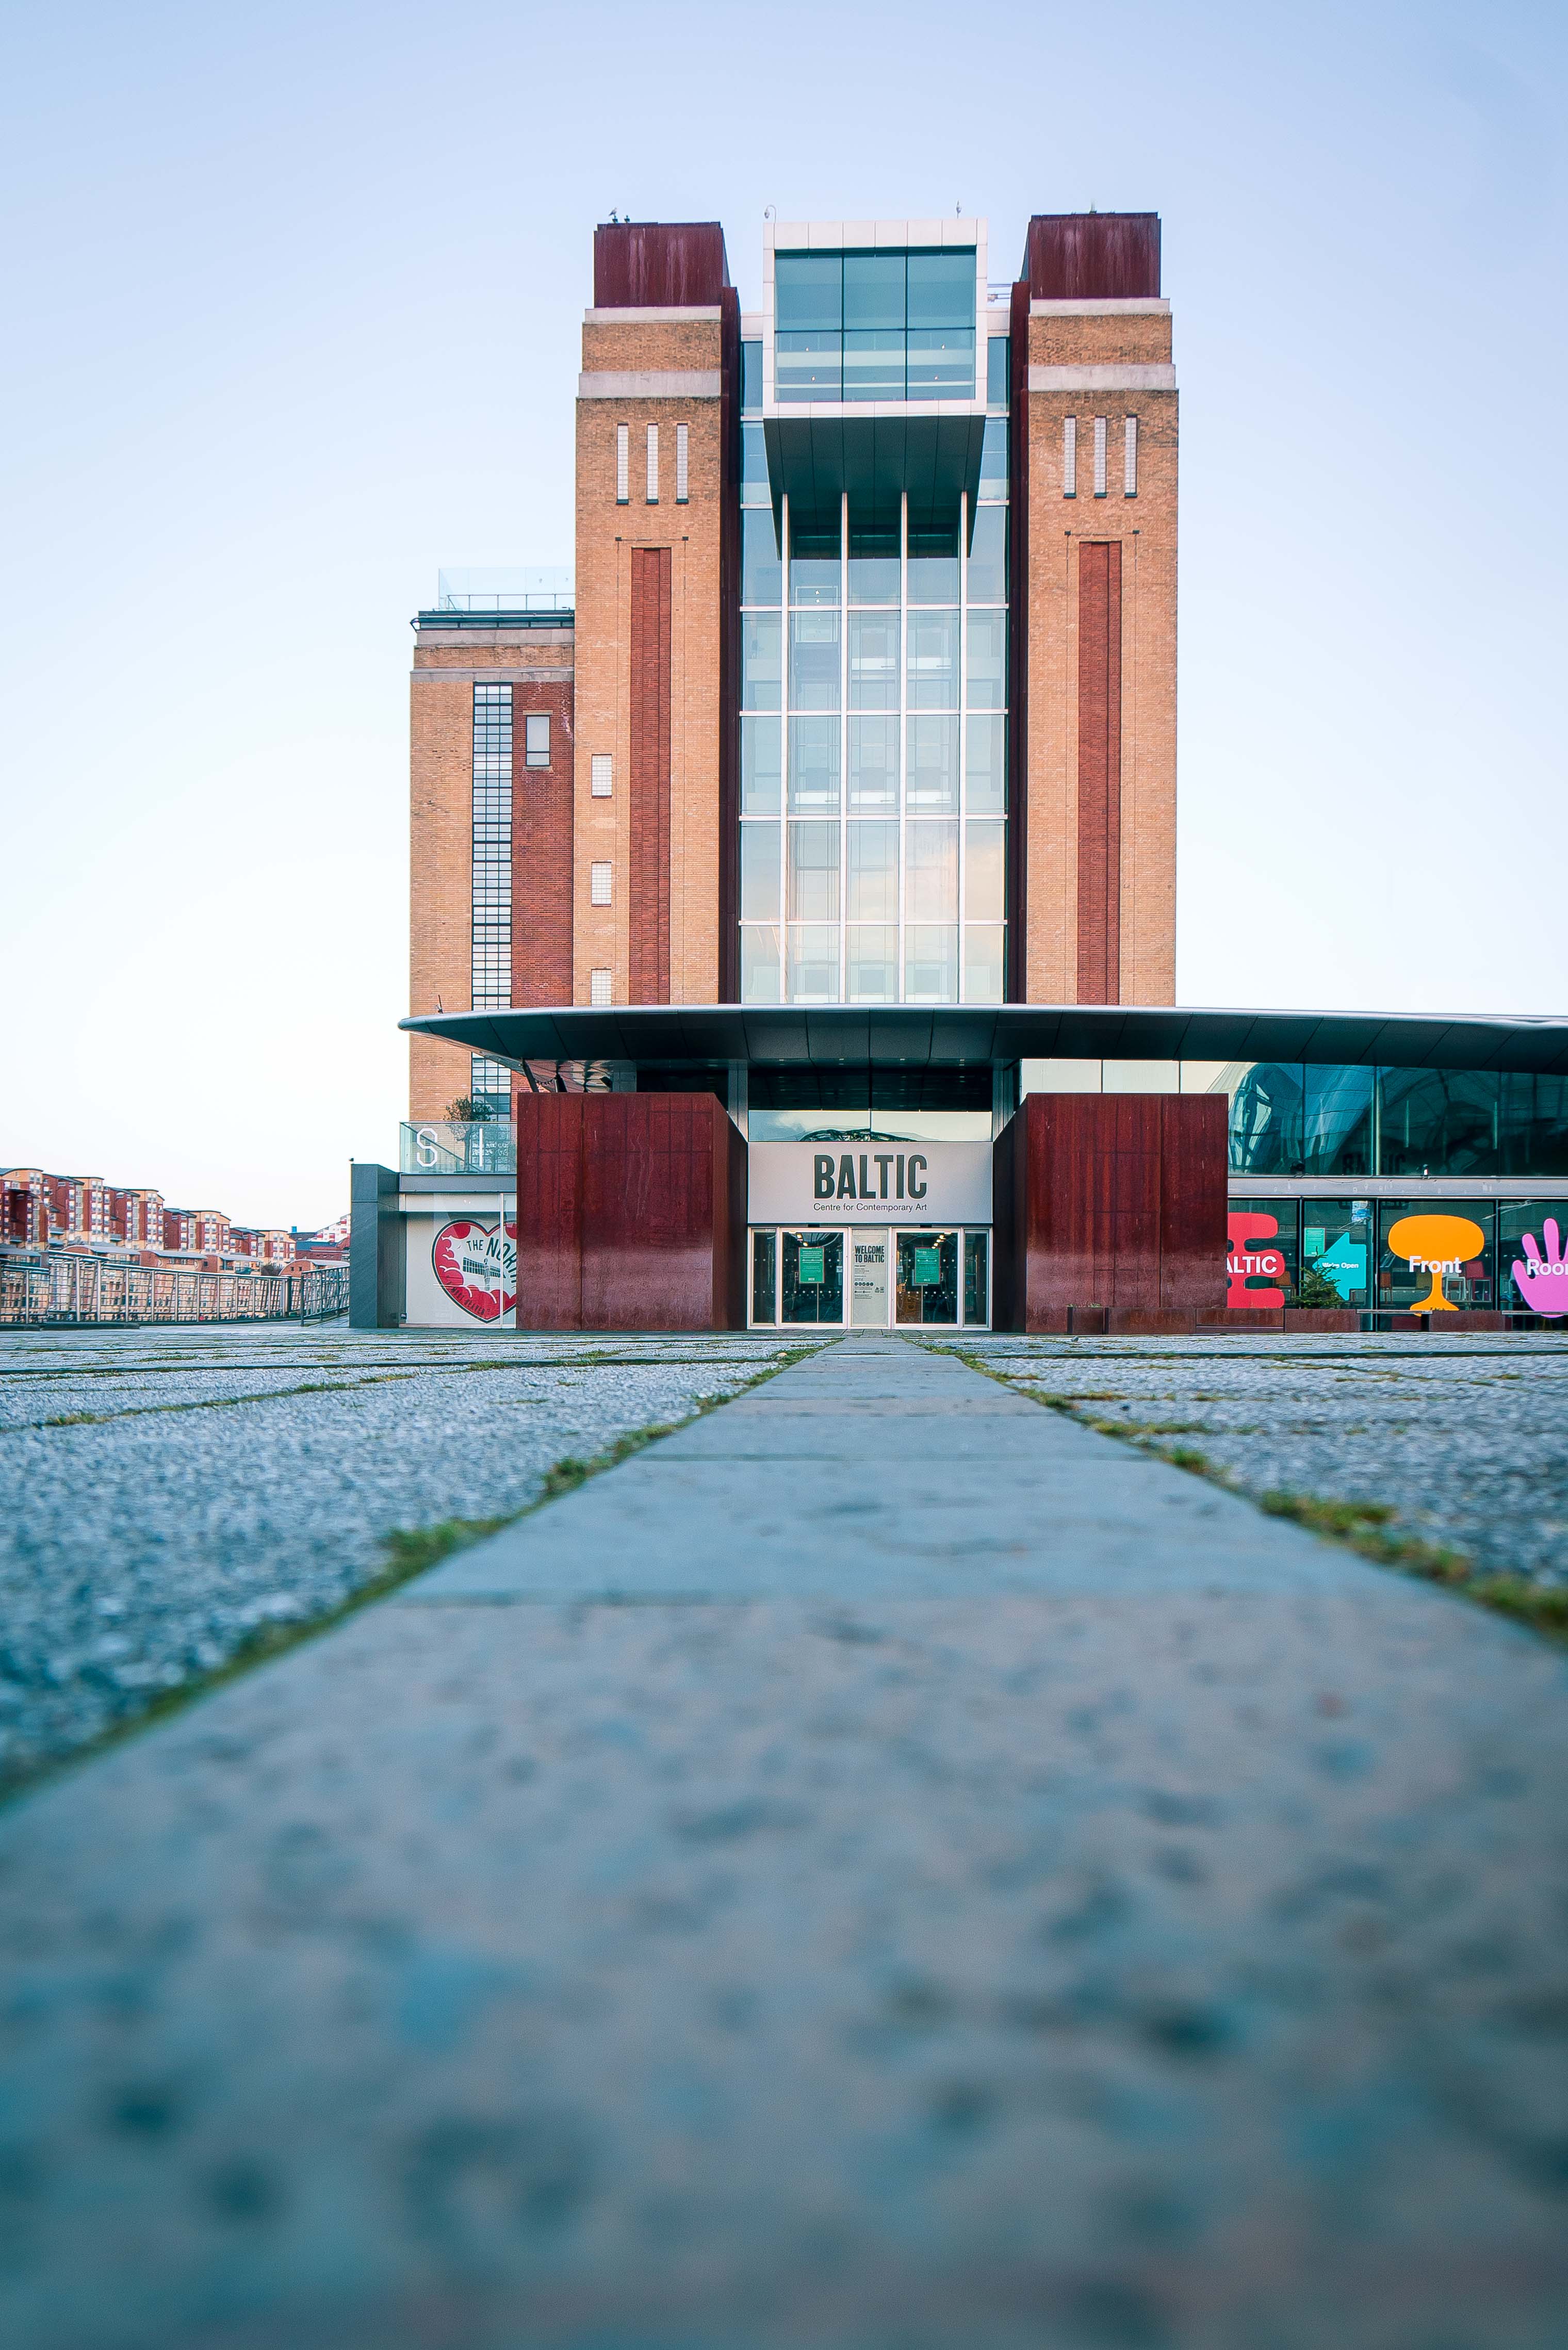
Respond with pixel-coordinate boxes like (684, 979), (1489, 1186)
(1512, 1217), (1568, 1316)
(1226, 1211), (1286, 1308)
(432, 1219), (516, 1322)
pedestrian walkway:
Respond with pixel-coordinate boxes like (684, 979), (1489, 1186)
(3, 1336), (1566, 2349)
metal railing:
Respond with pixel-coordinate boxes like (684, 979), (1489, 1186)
(401, 1121), (517, 1176)
(0, 1256), (350, 1328)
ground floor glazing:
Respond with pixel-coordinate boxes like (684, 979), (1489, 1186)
(748, 1226), (990, 1328)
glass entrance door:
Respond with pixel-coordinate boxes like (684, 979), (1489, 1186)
(851, 1231), (890, 1325)
(748, 1226), (988, 1327)
(895, 1229), (960, 1324)
(780, 1228), (845, 1324)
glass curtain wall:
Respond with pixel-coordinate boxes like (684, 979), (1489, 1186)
(1021, 1062), (1568, 1179)
(774, 249), (976, 402)
(469, 682), (513, 1115)
(739, 446), (1008, 1004)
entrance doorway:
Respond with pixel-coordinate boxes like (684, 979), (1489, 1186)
(750, 1227), (990, 1329)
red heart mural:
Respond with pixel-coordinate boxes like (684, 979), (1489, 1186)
(432, 1219), (517, 1321)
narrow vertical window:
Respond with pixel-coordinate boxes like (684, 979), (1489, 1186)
(1063, 416), (1077, 498)
(1093, 415), (1107, 497)
(524, 712), (550, 767)
(590, 967), (612, 1005)
(646, 422), (659, 503)
(590, 860), (612, 906)
(615, 424), (629, 503)
(675, 421), (689, 502)
(1124, 415), (1138, 497)
(590, 753), (613, 797)
(469, 681), (513, 1113)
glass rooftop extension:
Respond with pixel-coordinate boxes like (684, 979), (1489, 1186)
(434, 567), (575, 613)
(775, 247), (978, 402)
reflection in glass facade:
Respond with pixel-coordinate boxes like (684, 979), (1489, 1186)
(739, 341), (1008, 1006)
(1222, 1065), (1568, 1179)
(1018, 1061), (1568, 1180)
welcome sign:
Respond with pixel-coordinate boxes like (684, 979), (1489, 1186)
(748, 1141), (992, 1224)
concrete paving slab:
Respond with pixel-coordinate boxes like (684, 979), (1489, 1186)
(2, 1336), (1567, 2350)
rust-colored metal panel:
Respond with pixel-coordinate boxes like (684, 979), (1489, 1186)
(1024, 214), (1161, 302)
(516, 1092), (744, 1332)
(580, 1093), (739, 1330)
(629, 547), (673, 1003)
(1158, 1094), (1229, 1312)
(593, 222), (730, 309)
(514, 1094), (584, 1330)
(1076, 541), (1122, 1004)
(1106, 1091), (1162, 1311)
(1011, 1092), (1225, 1329)
(990, 1112), (1020, 1329)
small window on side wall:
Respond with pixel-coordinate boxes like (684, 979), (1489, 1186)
(676, 422), (689, 503)
(590, 753), (613, 797)
(524, 713), (550, 768)
(615, 425), (629, 503)
(590, 967), (612, 1005)
(590, 861), (612, 906)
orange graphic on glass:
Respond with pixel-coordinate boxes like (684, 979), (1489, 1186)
(1386, 1213), (1485, 1314)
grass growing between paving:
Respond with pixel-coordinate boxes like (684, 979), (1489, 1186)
(943, 1345), (1568, 1648)
(0, 1343), (828, 1809)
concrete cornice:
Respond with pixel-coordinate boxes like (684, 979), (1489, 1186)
(578, 370), (722, 399)
(411, 666), (574, 684)
(1028, 363), (1177, 392)
(1030, 298), (1171, 317)
(583, 306), (722, 324)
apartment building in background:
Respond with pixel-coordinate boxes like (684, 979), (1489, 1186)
(409, 207), (1175, 1120)
(1, 1167), (300, 1269)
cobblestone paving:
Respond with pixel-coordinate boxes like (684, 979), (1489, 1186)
(0, 1336), (1565, 2350)
(950, 1332), (1568, 1587)
(0, 1324), (814, 1792)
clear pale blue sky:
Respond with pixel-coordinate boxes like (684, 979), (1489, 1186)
(2, 0), (1564, 1227)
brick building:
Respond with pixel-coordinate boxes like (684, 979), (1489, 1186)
(387, 209), (1568, 1335)
(409, 208), (1175, 1120)
(2, 1169), (299, 1270)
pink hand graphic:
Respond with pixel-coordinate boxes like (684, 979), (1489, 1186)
(1513, 1218), (1568, 1316)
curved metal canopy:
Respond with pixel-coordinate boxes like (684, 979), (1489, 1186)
(402, 1002), (1568, 1077)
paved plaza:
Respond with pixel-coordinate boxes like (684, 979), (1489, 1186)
(2, 1331), (1567, 2347)
(0, 1324), (811, 1792)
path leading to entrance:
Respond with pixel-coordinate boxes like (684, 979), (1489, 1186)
(3, 1336), (1566, 2349)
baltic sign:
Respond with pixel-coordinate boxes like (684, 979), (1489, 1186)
(747, 1140), (992, 1225)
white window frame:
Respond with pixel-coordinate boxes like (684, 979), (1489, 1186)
(590, 753), (613, 798)
(1124, 415), (1138, 497)
(675, 421), (689, 503)
(1093, 415), (1107, 497)
(1062, 416), (1076, 498)
(646, 422), (659, 504)
(524, 712), (550, 768)
(615, 425), (629, 504)
(590, 860), (612, 907)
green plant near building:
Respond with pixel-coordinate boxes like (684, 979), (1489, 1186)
(1291, 1261), (1346, 1310)
(445, 1097), (494, 1124)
